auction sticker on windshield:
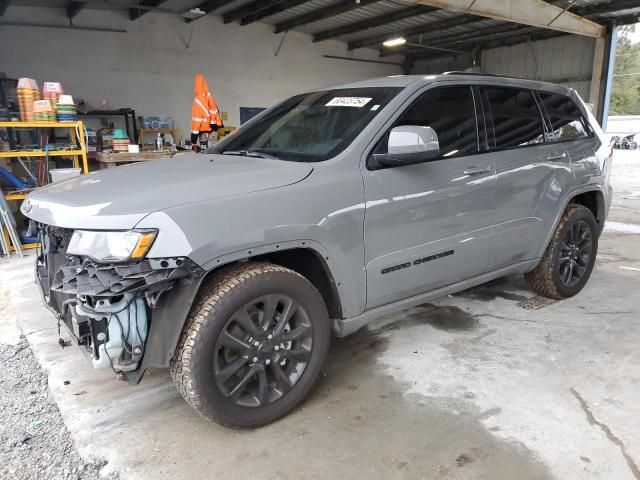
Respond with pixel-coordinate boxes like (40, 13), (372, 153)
(326, 97), (372, 108)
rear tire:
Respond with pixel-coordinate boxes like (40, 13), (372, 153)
(170, 262), (330, 428)
(525, 204), (598, 299)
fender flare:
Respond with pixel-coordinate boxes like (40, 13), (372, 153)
(534, 184), (605, 261)
(124, 240), (339, 383)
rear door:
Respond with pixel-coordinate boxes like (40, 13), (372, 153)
(480, 85), (573, 270)
(362, 84), (495, 309)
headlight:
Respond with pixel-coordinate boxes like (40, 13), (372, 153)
(67, 230), (157, 262)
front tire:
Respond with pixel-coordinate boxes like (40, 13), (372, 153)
(170, 262), (330, 428)
(525, 204), (598, 299)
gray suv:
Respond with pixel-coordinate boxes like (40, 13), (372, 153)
(22, 73), (612, 428)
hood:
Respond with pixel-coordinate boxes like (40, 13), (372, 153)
(22, 153), (313, 229)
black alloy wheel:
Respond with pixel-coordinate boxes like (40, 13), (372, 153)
(170, 262), (330, 428)
(557, 219), (593, 287)
(213, 294), (313, 408)
(525, 203), (598, 299)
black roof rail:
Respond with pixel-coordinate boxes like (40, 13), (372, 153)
(441, 71), (557, 85)
(443, 71), (513, 78)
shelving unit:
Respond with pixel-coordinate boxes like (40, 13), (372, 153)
(79, 109), (138, 143)
(3, 190), (31, 201)
(0, 121), (89, 197)
(0, 120), (89, 253)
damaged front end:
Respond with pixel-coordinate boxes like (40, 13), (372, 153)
(36, 224), (203, 380)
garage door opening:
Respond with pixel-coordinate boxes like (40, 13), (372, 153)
(607, 23), (640, 143)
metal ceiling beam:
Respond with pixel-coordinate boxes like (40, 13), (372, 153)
(412, 25), (540, 58)
(0, 0), (9, 16)
(348, 14), (480, 50)
(409, 0), (605, 37)
(274, 0), (380, 34)
(313, 5), (438, 42)
(66, 1), (87, 20)
(454, 25), (540, 47)
(129, 0), (166, 21)
(609, 11), (640, 26)
(378, 22), (522, 56)
(183, 0), (228, 22)
(571, 0), (640, 17)
(323, 54), (404, 68)
(58, 1), (174, 12)
(407, 21), (638, 64)
(409, 28), (563, 61)
(381, 0), (638, 57)
(223, 0), (284, 24)
(431, 21), (522, 45)
(240, 0), (310, 26)
(0, 20), (126, 32)
(469, 28), (566, 49)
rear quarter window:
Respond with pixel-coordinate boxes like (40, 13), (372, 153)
(538, 92), (592, 142)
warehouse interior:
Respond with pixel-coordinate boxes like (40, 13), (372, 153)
(1, 1), (640, 479)
(0, 0), (638, 136)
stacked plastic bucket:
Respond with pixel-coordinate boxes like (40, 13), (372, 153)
(17, 78), (40, 121)
(42, 82), (63, 103)
(33, 100), (57, 122)
(112, 129), (130, 152)
(56, 95), (77, 121)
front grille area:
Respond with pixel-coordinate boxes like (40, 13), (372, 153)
(46, 226), (74, 252)
(39, 225), (75, 317)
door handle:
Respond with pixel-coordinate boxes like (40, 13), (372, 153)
(546, 152), (568, 161)
(463, 166), (491, 175)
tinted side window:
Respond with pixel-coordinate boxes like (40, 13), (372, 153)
(377, 86), (478, 159)
(538, 92), (591, 141)
(484, 87), (546, 150)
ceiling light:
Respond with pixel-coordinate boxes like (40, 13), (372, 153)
(184, 7), (206, 19)
(383, 37), (406, 48)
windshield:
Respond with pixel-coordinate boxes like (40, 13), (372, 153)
(213, 87), (402, 162)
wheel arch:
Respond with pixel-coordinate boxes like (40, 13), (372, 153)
(200, 245), (342, 320)
(248, 248), (343, 319)
(128, 244), (344, 383)
(535, 186), (605, 262)
(568, 189), (605, 235)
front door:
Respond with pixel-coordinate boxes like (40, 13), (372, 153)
(362, 85), (495, 309)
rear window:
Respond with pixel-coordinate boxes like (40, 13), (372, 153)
(483, 87), (546, 150)
(538, 92), (592, 141)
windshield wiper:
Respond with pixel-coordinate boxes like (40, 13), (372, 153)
(221, 150), (279, 160)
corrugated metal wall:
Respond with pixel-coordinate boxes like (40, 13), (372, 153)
(412, 34), (596, 100)
(481, 35), (596, 99)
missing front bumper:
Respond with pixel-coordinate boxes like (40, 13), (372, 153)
(35, 237), (203, 375)
(52, 256), (202, 302)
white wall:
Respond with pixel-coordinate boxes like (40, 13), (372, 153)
(0, 6), (402, 135)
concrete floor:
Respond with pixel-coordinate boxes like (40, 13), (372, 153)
(1, 150), (639, 480)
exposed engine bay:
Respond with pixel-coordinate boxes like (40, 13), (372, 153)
(36, 224), (203, 375)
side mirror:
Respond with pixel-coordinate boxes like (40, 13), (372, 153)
(373, 125), (440, 168)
